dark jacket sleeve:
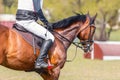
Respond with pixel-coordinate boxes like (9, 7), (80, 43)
(37, 9), (48, 25)
(33, 0), (48, 25)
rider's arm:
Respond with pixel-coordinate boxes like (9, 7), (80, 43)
(33, 0), (49, 25)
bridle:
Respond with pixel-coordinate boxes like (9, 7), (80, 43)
(52, 22), (95, 62)
(79, 23), (96, 52)
(52, 20), (96, 62)
(52, 22), (96, 52)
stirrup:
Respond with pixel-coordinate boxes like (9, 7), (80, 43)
(35, 61), (48, 69)
(35, 59), (54, 69)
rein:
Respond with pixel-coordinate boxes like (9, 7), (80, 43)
(51, 23), (95, 62)
(53, 31), (83, 49)
(52, 24), (95, 50)
(53, 31), (83, 62)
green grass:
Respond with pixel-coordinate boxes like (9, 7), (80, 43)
(0, 45), (120, 80)
(60, 45), (120, 80)
(109, 29), (120, 41)
(0, 66), (42, 80)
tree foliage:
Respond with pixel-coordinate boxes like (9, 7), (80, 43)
(2, 0), (15, 8)
(1, 0), (120, 40)
(1, 0), (120, 21)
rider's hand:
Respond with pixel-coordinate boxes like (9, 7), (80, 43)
(46, 22), (53, 30)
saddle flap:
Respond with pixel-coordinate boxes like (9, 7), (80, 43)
(13, 23), (43, 49)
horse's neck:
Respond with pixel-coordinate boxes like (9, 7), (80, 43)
(55, 25), (79, 49)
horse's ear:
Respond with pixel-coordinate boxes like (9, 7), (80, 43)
(87, 11), (90, 17)
(91, 13), (97, 24)
(72, 11), (80, 15)
(93, 13), (97, 20)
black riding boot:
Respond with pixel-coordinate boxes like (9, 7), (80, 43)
(35, 39), (53, 69)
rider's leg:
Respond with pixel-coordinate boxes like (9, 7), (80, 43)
(35, 39), (53, 68)
(16, 20), (54, 69)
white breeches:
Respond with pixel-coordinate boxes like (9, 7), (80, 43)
(16, 20), (54, 42)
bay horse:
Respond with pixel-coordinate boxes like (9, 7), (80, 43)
(0, 13), (96, 80)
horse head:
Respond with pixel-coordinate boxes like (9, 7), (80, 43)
(52, 13), (97, 52)
(77, 13), (97, 52)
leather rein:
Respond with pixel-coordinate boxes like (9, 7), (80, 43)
(52, 23), (95, 62)
(52, 23), (95, 51)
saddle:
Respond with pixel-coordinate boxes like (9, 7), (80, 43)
(13, 23), (43, 50)
(13, 24), (55, 69)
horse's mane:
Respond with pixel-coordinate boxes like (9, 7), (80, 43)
(52, 13), (86, 29)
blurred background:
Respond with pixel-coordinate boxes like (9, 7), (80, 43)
(0, 0), (120, 41)
(0, 0), (120, 80)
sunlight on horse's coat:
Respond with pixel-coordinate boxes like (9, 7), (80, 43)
(0, 13), (96, 80)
